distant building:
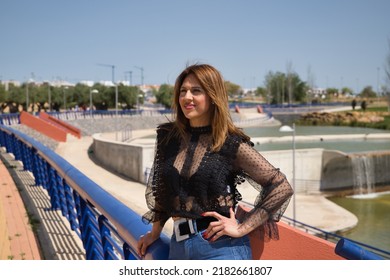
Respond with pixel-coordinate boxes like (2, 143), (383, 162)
(308, 87), (327, 99)
(1, 80), (21, 91)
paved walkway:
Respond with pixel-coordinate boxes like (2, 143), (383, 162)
(0, 149), (85, 260)
(0, 153), (41, 260)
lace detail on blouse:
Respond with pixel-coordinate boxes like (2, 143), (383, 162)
(142, 123), (293, 240)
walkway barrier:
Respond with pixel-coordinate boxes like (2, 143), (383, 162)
(0, 113), (20, 126)
(335, 238), (385, 260)
(0, 124), (170, 260)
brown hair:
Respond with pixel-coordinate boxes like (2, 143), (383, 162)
(170, 63), (249, 151)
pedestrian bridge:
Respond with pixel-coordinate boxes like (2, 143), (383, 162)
(0, 111), (388, 260)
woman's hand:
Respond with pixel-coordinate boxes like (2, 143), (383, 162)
(137, 231), (160, 258)
(201, 208), (247, 242)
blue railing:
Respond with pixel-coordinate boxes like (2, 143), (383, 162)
(0, 124), (170, 260)
(280, 216), (390, 260)
(0, 113), (20, 125)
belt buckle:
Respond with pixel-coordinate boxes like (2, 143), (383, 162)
(174, 218), (195, 242)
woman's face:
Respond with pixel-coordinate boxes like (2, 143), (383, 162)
(179, 74), (212, 127)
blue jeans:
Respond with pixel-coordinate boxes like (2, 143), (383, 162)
(168, 230), (252, 260)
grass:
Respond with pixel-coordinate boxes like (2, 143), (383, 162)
(350, 106), (390, 130)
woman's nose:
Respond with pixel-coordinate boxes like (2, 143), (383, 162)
(184, 90), (193, 99)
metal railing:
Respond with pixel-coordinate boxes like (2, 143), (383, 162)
(0, 124), (169, 260)
(0, 113), (20, 126)
(280, 215), (390, 260)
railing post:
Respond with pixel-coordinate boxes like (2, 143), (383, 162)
(47, 166), (61, 210)
(98, 216), (115, 260)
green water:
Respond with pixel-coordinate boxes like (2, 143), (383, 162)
(328, 193), (390, 253)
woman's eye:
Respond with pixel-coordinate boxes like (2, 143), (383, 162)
(192, 88), (202, 95)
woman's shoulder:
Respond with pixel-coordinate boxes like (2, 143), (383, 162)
(156, 122), (176, 136)
(156, 122), (178, 144)
(157, 122), (174, 131)
(221, 132), (253, 157)
(227, 131), (253, 146)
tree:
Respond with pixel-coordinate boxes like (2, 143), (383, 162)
(264, 70), (307, 104)
(341, 87), (353, 96)
(118, 84), (142, 109)
(360, 86), (376, 98)
(224, 81), (241, 98)
(0, 83), (6, 103)
(326, 88), (339, 97)
(255, 87), (267, 99)
(155, 84), (174, 108)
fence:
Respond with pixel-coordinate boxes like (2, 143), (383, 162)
(0, 124), (169, 260)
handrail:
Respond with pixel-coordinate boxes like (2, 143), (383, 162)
(0, 124), (170, 260)
(0, 113), (20, 125)
(279, 215), (390, 259)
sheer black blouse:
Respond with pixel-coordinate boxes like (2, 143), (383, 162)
(142, 123), (293, 239)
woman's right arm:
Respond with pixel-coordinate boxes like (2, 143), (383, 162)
(137, 221), (164, 258)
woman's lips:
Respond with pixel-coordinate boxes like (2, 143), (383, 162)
(184, 103), (195, 110)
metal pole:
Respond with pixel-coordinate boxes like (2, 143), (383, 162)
(90, 89), (98, 119)
(115, 87), (118, 140)
(63, 87), (66, 111)
(377, 67), (380, 103)
(90, 89), (92, 119)
(26, 83), (29, 112)
(97, 63), (118, 139)
(48, 84), (51, 112)
(292, 123), (296, 226)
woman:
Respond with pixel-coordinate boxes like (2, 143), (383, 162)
(137, 63), (293, 260)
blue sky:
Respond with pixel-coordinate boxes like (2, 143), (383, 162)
(1, 0), (389, 92)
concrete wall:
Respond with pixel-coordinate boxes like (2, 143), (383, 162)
(92, 133), (155, 183)
(261, 148), (324, 193)
(321, 150), (390, 192)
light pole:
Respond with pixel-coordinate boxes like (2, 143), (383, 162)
(137, 93), (143, 111)
(90, 89), (98, 119)
(63, 86), (68, 111)
(279, 123), (296, 226)
(377, 67), (380, 104)
(125, 71), (132, 86)
(26, 82), (29, 112)
(48, 83), (51, 112)
(97, 63), (118, 115)
(134, 66), (144, 86)
(97, 63), (119, 139)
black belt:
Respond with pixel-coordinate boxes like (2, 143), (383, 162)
(178, 216), (218, 236)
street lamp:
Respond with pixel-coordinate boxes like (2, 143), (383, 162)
(25, 82), (29, 112)
(97, 63), (119, 138)
(90, 89), (98, 118)
(137, 93), (143, 111)
(63, 86), (68, 111)
(279, 123), (296, 226)
(134, 66), (144, 86)
(48, 83), (51, 112)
